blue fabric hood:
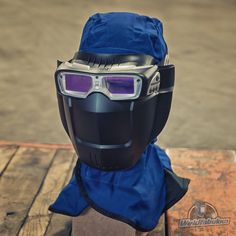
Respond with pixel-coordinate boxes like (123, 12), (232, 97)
(50, 12), (189, 232)
(79, 12), (167, 63)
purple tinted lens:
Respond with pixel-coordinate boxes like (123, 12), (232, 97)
(64, 74), (92, 93)
(104, 77), (134, 94)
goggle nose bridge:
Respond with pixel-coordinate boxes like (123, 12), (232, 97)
(94, 75), (103, 90)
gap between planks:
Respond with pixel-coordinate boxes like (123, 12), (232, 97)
(0, 145), (19, 177)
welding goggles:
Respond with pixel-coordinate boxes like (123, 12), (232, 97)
(55, 52), (174, 101)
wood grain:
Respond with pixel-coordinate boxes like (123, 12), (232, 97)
(18, 149), (75, 236)
(0, 145), (18, 176)
(0, 147), (56, 236)
(72, 208), (134, 236)
(45, 153), (76, 236)
(72, 208), (165, 236)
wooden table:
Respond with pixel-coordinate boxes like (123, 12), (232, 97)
(0, 141), (235, 236)
(0, 141), (74, 236)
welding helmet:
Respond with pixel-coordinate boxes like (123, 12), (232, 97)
(54, 12), (175, 170)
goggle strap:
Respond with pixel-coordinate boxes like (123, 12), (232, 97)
(159, 65), (175, 91)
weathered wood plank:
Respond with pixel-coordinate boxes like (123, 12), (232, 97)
(0, 147), (56, 236)
(72, 208), (134, 236)
(72, 210), (165, 236)
(45, 153), (77, 236)
(165, 149), (236, 236)
(0, 145), (18, 176)
(19, 149), (75, 236)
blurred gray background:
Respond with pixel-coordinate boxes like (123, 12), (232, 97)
(0, 0), (235, 149)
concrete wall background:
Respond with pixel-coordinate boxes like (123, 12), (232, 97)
(0, 0), (235, 149)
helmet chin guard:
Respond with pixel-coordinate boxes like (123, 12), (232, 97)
(55, 52), (175, 170)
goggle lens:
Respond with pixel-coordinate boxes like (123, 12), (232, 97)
(104, 76), (135, 94)
(65, 74), (92, 93)
(58, 72), (142, 100)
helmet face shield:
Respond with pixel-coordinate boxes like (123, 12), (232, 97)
(55, 52), (175, 170)
(57, 71), (143, 100)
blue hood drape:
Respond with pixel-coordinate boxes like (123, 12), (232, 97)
(49, 144), (189, 231)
